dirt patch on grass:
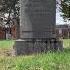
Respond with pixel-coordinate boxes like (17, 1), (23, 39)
(0, 48), (13, 56)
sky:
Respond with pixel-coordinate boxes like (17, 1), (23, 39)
(56, 9), (66, 25)
(56, 0), (70, 25)
(56, 0), (66, 25)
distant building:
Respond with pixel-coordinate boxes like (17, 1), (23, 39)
(0, 26), (5, 39)
(0, 15), (5, 39)
(56, 24), (70, 39)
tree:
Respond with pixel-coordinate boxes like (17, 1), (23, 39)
(0, 0), (20, 39)
(0, 0), (19, 14)
(60, 0), (70, 20)
(60, 0), (70, 39)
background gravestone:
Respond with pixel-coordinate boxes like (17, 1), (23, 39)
(13, 0), (63, 55)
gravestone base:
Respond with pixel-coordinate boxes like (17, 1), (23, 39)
(13, 38), (63, 55)
(14, 0), (60, 55)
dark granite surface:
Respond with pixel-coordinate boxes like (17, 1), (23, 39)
(20, 0), (56, 39)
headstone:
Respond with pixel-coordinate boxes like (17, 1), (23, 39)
(20, 0), (56, 39)
(13, 0), (63, 55)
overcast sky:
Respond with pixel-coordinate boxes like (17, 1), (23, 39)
(56, 9), (66, 25)
(56, 0), (70, 25)
(56, 0), (67, 25)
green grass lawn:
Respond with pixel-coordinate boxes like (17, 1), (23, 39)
(0, 50), (70, 70)
(0, 40), (14, 49)
(0, 39), (70, 70)
(63, 39), (70, 48)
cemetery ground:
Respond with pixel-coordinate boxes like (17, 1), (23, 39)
(0, 39), (70, 70)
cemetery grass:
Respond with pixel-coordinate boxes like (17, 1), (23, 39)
(0, 40), (14, 56)
(0, 39), (70, 70)
(0, 40), (14, 49)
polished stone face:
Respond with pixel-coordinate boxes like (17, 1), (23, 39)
(20, 0), (56, 39)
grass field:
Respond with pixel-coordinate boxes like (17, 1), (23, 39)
(0, 40), (14, 56)
(0, 50), (70, 70)
(0, 40), (14, 49)
(0, 39), (70, 70)
(63, 39), (70, 48)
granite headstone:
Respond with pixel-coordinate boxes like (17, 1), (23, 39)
(13, 0), (63, 55)
(20, 0), (56, 39)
